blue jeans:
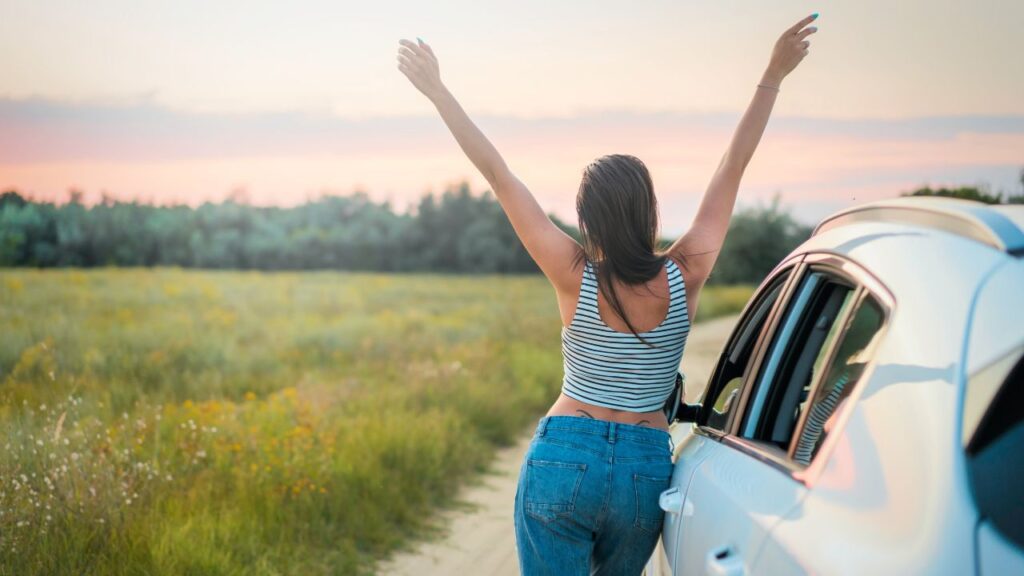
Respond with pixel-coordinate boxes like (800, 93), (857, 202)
(513, 415), (674, 575)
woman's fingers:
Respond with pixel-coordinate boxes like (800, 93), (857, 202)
(397, 52), (420, 74)
(398, 60), (421, 79)
(397, 37), (443, 100)
(399, 38), (430, 61)
(397, 38), (439, 81)
(398, 46), (424, 68)
(796, 26), (818, 40)
(417, 38), (439, 65)
(397, 55), (414, 72)
(397, 45), (423, 65)
(767, 14), (818, 79)
(786, 13), (818, 36)
(397, 53), (428, 87)
(396, 51), (414, 66)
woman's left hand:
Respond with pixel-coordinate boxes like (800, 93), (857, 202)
(764, 14), (818, 85)
(397, 38), (445, 101)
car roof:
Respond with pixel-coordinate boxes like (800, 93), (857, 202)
(989, 203), (1024, 237)
(791, 198), (1022, 306)
(811, 196), (1024, 257)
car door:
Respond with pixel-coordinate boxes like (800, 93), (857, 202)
(750, 271), (891, 575)
(658, 258), (800, 574)
(658, 257), (800, 574)
(674, 258), (876, 575)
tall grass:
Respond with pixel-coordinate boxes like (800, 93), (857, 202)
(0, 269), (752, 574)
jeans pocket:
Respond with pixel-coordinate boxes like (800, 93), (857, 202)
(523, 458), (587, 523)
(633, 471), (672, 534)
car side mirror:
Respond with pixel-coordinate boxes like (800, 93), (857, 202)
(665, 371), (703, 423)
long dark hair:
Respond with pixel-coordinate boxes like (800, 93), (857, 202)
(572, 154), (688, 348)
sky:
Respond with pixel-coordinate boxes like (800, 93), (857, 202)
(1, 0), (1022, 231)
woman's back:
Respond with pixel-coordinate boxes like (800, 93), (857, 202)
(593, 260), (675, 334)
(560, 256), (691, 413)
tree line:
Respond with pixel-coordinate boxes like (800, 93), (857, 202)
(5, 178), (1015, 284)
(0, 183), (545, 274)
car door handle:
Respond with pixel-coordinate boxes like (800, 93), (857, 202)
(705, 545), (744, 576)
(659, 487), (683, 514)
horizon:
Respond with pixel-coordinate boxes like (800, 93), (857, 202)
(2, 0), (1023, 233)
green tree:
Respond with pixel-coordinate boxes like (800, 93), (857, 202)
(0, 182), (812, 280)
(1011, 167), (1024, 204)
(708, 192), (813, 285)
(901, 184), (1005, 204)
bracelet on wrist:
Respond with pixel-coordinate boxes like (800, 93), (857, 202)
(757, 83), (781, 92)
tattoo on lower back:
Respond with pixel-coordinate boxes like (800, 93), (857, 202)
(634, 419), (651, 427)
(576, 409), (595, 419)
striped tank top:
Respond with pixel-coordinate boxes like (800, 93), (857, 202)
(560, 257), (690, 412)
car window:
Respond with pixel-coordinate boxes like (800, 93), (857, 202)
(967, 348), (1024, 549)
(702, 268), (791, 432)
(740, 268), (857, 450)
(791, 295), (885, 465)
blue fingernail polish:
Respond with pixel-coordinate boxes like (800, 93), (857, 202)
(417, 36), (424, 43)
(812, 12), (819, 18)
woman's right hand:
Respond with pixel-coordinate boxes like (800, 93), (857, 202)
(764, 13), (819, 85)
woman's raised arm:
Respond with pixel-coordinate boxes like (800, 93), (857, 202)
(397, 38), (581, 292)
(669, 13), (818, 281)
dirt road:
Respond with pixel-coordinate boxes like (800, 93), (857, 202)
(377, 313), (741, 575)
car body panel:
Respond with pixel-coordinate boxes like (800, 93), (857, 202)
(978, 521), (1024, 576)
(966, 258), (1024, 377)
(676, 433), (808, 575)
(660, 428), (714, 572)
(962, 259), (1024, 444)
(749, 224), (1003, 575)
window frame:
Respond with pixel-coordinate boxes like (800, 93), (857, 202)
(696, 254), (805, 438)
(696, 251), (895, 486)
(742, 270), (860, 447)
(785, 285), (884, 464)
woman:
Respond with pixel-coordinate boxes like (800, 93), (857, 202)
(397, 12), (817, 575)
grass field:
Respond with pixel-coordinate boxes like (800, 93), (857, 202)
(0, 269), (753, 575)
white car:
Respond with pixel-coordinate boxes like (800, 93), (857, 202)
(647, 196), (1024, 575)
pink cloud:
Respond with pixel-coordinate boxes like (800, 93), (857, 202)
(1, 98), (1021, 229)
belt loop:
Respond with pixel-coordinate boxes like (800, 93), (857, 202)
(608, 421), (617, 444)
(538, 417), (549, 437)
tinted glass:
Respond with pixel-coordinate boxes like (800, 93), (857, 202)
(792, 296), (885, 465)
(742, 270), (856, 450)
(968, 351), (1024, 548)
(703, 271), (789, 432)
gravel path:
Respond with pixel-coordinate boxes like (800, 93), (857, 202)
(376, 313), (742, 575)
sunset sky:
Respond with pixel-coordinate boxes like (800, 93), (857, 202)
(1, 0), (1022, 232)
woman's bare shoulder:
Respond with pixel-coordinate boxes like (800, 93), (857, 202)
(547, 247), (588, 300)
